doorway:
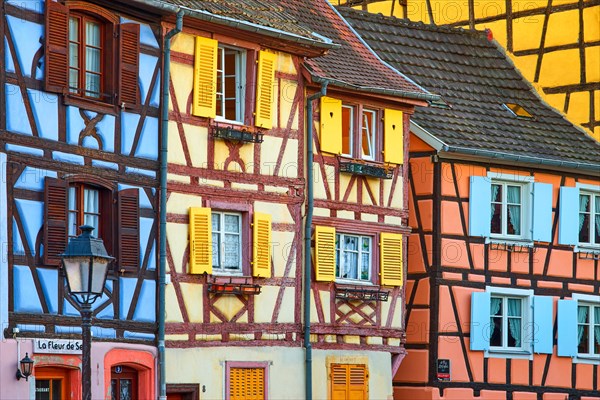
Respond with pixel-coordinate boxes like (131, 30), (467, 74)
(111, 365), (138, 400)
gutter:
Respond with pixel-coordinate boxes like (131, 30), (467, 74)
(159, 9), (183, 400)
(310, 74), (439, 103)
(127, 0), (336, 50)
(304, 81), (328, 400)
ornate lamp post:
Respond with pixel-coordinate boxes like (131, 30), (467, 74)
(61, 225), (113, 400)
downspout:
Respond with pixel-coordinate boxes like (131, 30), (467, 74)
(159, 10), (183, 400)
(304, 81), (328, 400)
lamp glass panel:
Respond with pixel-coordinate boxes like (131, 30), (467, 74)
(21, 358), (33, 376)
(63, 257), (89, 293)
(90, 257), (109, 294)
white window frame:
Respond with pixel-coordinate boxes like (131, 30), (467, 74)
(573, 293), (600, 365)
(361, 109), (377, 161)
(485, 286), (534, 360)
(341, 105), (354, 158)
(211, 211), (242, 275)
(215, 45), (246, 124)
(576, 183), (600, 250)
(335, 233), (372, 284)
(487, 173), (533, 244)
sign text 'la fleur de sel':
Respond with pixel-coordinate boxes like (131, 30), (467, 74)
(34, 339), (82, 354)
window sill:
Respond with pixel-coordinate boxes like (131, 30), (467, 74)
(575, 245), (600, 260)
(334, 283), (389, 302)
(573, 355), (600, 365)
(485, 349), (533, 360)
(487, 237), (533, 252)
(63, 95), (120, 116)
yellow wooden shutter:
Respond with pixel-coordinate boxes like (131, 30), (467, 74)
(252, 212), (272, 278)
(255, 50), (276, 129)
(230, 368), (265, 400)
(189, 207), (212, 274)
(320, 96), (342, 155)
(383, 108), (404, 164)
(331, 364), (368, 400)
(193, 36), (218, 118)
(380, 233), (403, 286)
(315, 226), (336, 282)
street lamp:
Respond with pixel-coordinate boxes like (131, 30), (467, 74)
(16, 353), (34, 381)
(61, 225), (113, 400)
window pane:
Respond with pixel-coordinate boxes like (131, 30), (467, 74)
(69, 17), (79, 41)
(86, 47), (101, 74)
(342, 250), (358, 279)
(86, 72), (101, 97)
(361, 110), (375, 159)
(344, 235), (358, 251)
(69, 211), (78, 237)
(580, 194), (591, 212)
(490, 316), (502, 347)
(491, 203), (502, 234)
(212, 232), (220, 267)
(507, 317), (521, 347)
(342, 106), (353, 156)
(507, 205), (521, 235)
(224, 214), (240, 233)
(84, 189), (99, 213)
(212, 213), (220, 232)
(35, 379), (51, 400)
(578, 324), (590, 354)
(85, 21), (101, 47)
(119, 380), (133, 400)
(223, 233), (239, 269)
(507, 185), (521, 204)
(111, 380), (117, 400)
(491, 184), (502, 202)
(507, 298), (521, 316)
(69, 43), (79, 68)
(579, 213), (590, 243)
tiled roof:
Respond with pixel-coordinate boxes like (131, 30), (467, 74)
(160, 0), (431, 99)
(339, 8), (600, 169)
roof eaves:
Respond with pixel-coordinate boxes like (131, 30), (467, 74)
(129, 0), (338, 50)
(410, 121), (447, 151)
(333, 7), (434, 99)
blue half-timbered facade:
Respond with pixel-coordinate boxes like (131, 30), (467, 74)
(0, 0), (162, 397)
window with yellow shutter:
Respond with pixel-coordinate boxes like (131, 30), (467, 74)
(330, 364), (368, 400)
(226, 362), (268, 400)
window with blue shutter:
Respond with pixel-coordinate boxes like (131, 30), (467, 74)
(558, 187), (579, 246)
(557, 299), (578, 357)
(533, 296), (554, 354)
(469, 176), (492, 237)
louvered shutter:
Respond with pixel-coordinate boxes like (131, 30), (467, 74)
(189, 207), (212, 274)
(118, 189), (139, 271)
(558, 186), (579, 246)
(255, 50), (276, 129)
(331, 364), (368, 400)
(331, 364), (348, 400)
(252, 212), (272, 278)
(557, 299), (578, 357)
(470, 291), (491, 351)
(320, 96), (342, 155)
(315, 226), (335, 282)
(383, 109), (404, 164)
(229, 368), (264, 400)
(43, 178), (68, 266)
(469, 176), (492, 237)
(45, 0), (69, 93)
(193, 36), (218, 118)
(379, 233), (403, 286)
(119, 23), (140, 106)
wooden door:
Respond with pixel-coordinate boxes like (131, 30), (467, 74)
(111, 366), (138, 400)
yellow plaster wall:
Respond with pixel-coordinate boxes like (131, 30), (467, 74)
(342, 0), (599, 140)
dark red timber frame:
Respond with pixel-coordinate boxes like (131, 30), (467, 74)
(165, 20), (308, 348)
(2, 0), (160, 341)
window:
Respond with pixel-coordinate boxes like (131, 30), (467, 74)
(340, 105), (379, 161)
(43, 177), (139, 272)
(330, 364), (368, 400)
(212, 211), (242, 274)
(217, 46), (246, 123)
(490, 296), (524, 350)
(490, 181), (524, 238)
(225, 362), (268, 400)
(503, 103), (533, 119)
(34, 367), (70, 400)
(45, 2), (140, 107)
(578, 191), (600, 246)
(69, 14), (104, 99)
(335, 233), (371, 282)
(577, 302), (600, 358)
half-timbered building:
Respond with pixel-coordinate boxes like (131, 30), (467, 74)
(341, 9), (600, 400)
(0, 0), (162, 398)
(156, 0), (437, 398)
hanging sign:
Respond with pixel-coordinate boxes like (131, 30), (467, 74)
(437, 359), (451, 381)
(34, 339), (82, 354)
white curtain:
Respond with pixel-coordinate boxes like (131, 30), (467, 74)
(595, 196), (600, 241)
(507, 299), (522, 347)
(578, 305), (589, 345)
(579, 195), (589, 232)
(343, 236), (358, 279)
(595, 307), (600, 347)
(489, 297), (502, 337)
(490, 185), (500, 218)
(507, 186), (521, 235)
(83, 188), (99, 231)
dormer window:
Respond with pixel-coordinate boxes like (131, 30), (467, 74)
(340, 104), (379, 161)
(503, 103), (533, 119)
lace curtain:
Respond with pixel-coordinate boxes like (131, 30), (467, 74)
(595, 307), (600, 347)
(507, 186), (521, 235)
(579, 195), (589, 232)
(578, 305), (589, 345)
(507, 299), (521, 347)
(489, 297), (502, 337)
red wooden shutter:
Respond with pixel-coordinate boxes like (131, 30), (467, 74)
(45, 0), (69, 93)
(118, 188), (139, 271)
(43, 178), (68, 266)
(119, 23), (140, 106)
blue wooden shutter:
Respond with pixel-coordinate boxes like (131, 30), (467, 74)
(558, 187), (579, 246)
(470, 291), (491, 351)
(469, 176), (491, 237)
(557, 299), (578, 357)
(533, 295), (554, 354)
(532, 183), (553, 242)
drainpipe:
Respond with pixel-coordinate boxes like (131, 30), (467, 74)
(159, 10), (183, 400)
(304, 81), (328, 400)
